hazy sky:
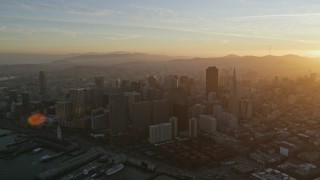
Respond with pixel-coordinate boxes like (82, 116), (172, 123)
(1, 0), (320, 57)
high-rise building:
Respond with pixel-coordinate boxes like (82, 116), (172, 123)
(109, 93), (127, 135)
(192, 104), (205, 119)
(208, 92), (217, 103)
(229, 68), (239, 116)
(179, 75), (189, 85)
(213, 104), (223, 118)
(173, 103), (189, 131)
(56, 101), (73, 127)
(110, 78), (121, 89)
(199, 115), (217, 134)
(130, 101), (152, 132)
(163, 75), (179, 91)
(189, 118), (198, 138)
(147, 75), (159, 88)
(9, 90), (18, 103)
(227, 114), (238, 129)
(148, 123), (172, 144)
(95, 77), (104, 89)
(57, 125), (62, 140)
(39, 71), (46, 96)
(21, 92), (30, 107)
(169, 116), (178, 138)
(239, 99), (252, 120)
(84, 88), (104, 113)
(152, 99), (170, 124)
(91, 107), (109, 130)
(206, 66), (219, 97)
(70, 88), (86, 118)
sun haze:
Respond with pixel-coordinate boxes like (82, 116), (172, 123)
(0, 0), (320, 57)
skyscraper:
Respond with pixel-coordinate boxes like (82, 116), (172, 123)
(109, 93), (127, 135)
(91, 107), (109, 131)
(22, 92), (30, 107)
(148, 123), (172, 144)
(70, 88), (86, 118)
(229, 68), (239, 116)
(56, 101), (73, 127)
(95, 77), (104, 89)
(206, 66), (219, 97)
(9, 90), (18, 103)
(189, 118), (198, 138)
(199, 115), (217, 134)
(173, 103), (188, 131)
(39, 71), (46, 96)
(239, 99), (252, 120)
(169, 116), (178, 138)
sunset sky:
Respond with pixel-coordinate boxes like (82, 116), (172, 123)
(1, 0), (320, 57)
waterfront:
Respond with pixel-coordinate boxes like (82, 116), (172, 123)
(0, 129), (177, 180)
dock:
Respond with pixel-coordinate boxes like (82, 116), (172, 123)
(35, 149), (103, 180)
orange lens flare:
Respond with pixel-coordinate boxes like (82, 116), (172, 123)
(28, 114), (46, 126)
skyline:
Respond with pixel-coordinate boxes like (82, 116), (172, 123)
(1, 0), (320, 57)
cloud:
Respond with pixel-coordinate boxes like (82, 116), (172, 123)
(0, 25), (79, 38)
(105, 34), (141, 40)
(226, 13), (320, 20)
(1, 15), (320, 45)
(129, 5), (178, 19)
(0, 0), (122, 16)
(0, 26), (7, 32)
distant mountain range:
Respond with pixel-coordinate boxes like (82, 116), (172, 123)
(0, 53), (77, 65)
(0, 52), (319, 78)
(0, 52), (318, 69)
(0, 52), (185, 65)
(53, 52), (182, 65)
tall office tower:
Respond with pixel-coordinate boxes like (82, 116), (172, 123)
(126, 92), (142, 122)
(173, 103), (189, 131)
(152, 99), (170, 124)
(163, 75), (179, 91)
(91, 107), (109, 130)
(22, 92), (30, 107)
(109, 93), (127, 135)
(179, 76), (189, 85)
(199, 115), (217, 134)
(110, 78), (121, 89)
(84, 88), (104, 112)
(148, 123), (172, 144)
(189, 118), (198, 138)
(169, 117), (178, 138)
(56, 101), (73, 127)
(239, 99), (252, 120)
(227, 114), (238, 129)
(229, 68), (239, 116)
(9, 90), (18, 103)
(192, 104), (205, 119)
(213, 104), (223, 118)
(57, 125), (62, 140)
(126, 92), (142, 105)
(130, 101), (152, 132)
(130, 81), (141, 92)
(39, 71), (46, 96)
(147, 75), (159, 88)
(208, 92), (217, 103)
(95, 77), (104, 89)
(206, 66), (219, 97)
(70, 88), (86, 118)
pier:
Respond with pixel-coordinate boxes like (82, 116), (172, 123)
(35, 149), (103, 180)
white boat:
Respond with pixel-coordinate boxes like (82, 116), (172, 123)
(32, 148), (43, 154)
(40, 155), (50, 162)
(106, 163), (124, 176)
